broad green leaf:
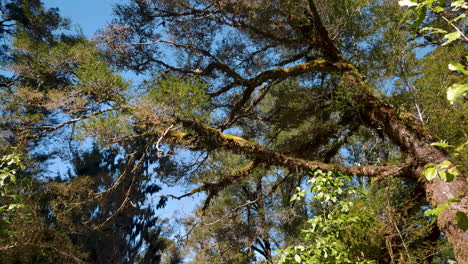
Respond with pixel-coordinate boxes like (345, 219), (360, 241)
(447, 83), (468, 104)
(455, 211), (468, 231)
(439, 160), (452, 169)
(433, 6), (445, 12)
(438, 169), (447, 181)
(290, 194), (298, 202)
(424, 0), (435, 7)
(423, 166), (437, 181)
(398, 0), (418, 7)
(442, 31), (461, 46)
(447, 167), (460, 177)
(443, 170), (455, 182)
(448, 62), (468, 75)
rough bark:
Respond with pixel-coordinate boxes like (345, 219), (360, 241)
(344, 71), (468, 262)
(306, 1), (468, 257)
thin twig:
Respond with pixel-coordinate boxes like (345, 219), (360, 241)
(156, 124), (174, 157)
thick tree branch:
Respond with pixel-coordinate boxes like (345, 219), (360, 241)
(306, 0), (343, 60)
(144, 117), (414, 178)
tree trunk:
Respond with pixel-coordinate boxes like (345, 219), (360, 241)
(349, 74), (468, 262)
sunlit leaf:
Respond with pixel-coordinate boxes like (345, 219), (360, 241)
(442, 31), (461, 46)
(431, 141), (454, 148)
(447, 83), (468, 104)
(420, 27), (447, 34)
(433, 6), (445, 12)
(398, 0), (419, 7)
(455, 141), (468, 152)
(451, 0), (468, 10)
(450, 13), (466, 23)
(448, 62), (468, 75)
(423, 166), (437, 181)
(425, 203), (449, 216)
(439, 160), (452, 169)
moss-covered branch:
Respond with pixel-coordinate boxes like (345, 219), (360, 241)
(157, 118), (414, 178)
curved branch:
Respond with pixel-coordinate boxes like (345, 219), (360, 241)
(156, 117), (414, 178)
(223, 59), (353, 127)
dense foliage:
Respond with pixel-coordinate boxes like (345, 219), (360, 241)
(0, 0), (466, 263)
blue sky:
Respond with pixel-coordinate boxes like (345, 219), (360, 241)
(43, 0), (117, 38)
(42, 0), (201, 227)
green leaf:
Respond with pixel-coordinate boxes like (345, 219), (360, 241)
(295, 246), (305, 251)
(7, 204), (23, 211)
(448, 196), (462, 203)
(455, 141), (468, 152)
(451, 0), (468, 10)
(0, 174), (8, 187)
(439, 160), (452, 169)
(431, 141), (454, 148)
(447, 166), (460, 177)
(425, 203), (448, 216)
(448, 62), (468, 75)
(420, 27), (447, 34)
(423, 166), (438, 181)
(291, 194), (298, 202)
(450, 13), (466, 23)
(438, 169), (447, 181)
(443, 170), (455, 182)
(447, 83), (468, 104)
(425, 198), (460, 217)
(455, 211), (468, 231)
(424, 163), (436, 168)
(433, 6), (445, 12)
(442, 31), (461, 46)
(398, 0), (419, 7)
(2, 217), (11, 225)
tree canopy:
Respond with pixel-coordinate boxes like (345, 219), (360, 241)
(0, 0), (467, 263)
